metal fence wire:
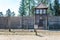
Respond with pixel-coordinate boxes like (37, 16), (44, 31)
(0, 17), (34, 29)
(48, 16), (60, 30)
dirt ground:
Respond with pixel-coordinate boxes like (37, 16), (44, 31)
(0, 30), (60, 40)
(0, 35), (60, 40)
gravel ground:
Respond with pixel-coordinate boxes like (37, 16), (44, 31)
(0, 30), (60, 40)
(0, 35), (60, 40)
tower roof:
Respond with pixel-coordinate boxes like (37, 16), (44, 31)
(36, 3), (48, 9)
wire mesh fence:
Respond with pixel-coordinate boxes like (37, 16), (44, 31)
(0, 16), (60, 30)
(48, 16), (60, 30)
(0, 17), (34, 29)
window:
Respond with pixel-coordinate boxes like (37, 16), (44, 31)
(43, 9), (46, 14)
(40, 9), (42, 14)
(36, 9), (39, 14)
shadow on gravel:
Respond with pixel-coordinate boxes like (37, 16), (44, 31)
(36, 35), (44, 37)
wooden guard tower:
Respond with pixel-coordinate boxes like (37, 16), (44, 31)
(35, 3), (48, 29)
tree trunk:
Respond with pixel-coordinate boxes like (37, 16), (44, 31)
(29, 0), (30, 16)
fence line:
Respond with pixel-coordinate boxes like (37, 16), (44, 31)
(0, 17), (34, 29)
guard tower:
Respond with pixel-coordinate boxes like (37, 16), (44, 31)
(35, 3), (48, 29)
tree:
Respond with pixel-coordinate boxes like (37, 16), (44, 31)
(19, 0), (26, 16)
(18, 0), (53, 16)
(0, 12), (3, 17)
(6, 9), (15, 17)
(18, 0), (37, 16)
(23, 0), (31, 16)
(54, 0), (59, 16)
(28, 0), (30, 16)
(19, 0), (25, 29)
(35, 0), (41, 5)
(11, 11), (15, 16)
(48, 0), (60, 16)
(6, 9), (11, 32)
(6, 9), (11, 17)
(25, 0), (36, 16)
(30, 0), (36, 16)
(58, 7), (60, 14)
(36, 0), (49, 5)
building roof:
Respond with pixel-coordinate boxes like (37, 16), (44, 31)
(36, 3), (48, 9)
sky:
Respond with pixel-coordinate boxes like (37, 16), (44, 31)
(0, 0), (60, 16)
(0, 0), (21, 16)
(59, 0), (60, 3)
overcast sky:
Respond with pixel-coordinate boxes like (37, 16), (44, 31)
(0, 0), (21, 16)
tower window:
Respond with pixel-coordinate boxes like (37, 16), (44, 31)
(40, 9), (42, 14)
(43, 9), (46, 14)
(36, 9), (39, 14)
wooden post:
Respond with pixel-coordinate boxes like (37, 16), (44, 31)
(34, 25), (38, 35)
(8, 17), (11, 32)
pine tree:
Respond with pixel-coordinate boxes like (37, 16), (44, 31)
(23, 0), (36, 16)
(54, 0), (59, 16)
(36, 0), (49, 5)
(30, 0), (36, 16)
(19, 0), (25, 29)
(19, 0), (26, 16)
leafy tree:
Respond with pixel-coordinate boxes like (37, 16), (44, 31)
(6, 9), (15, 17)
(6, 9), (11, 32)
(6, 9), (12, 17)
(11, 11), (15, 16)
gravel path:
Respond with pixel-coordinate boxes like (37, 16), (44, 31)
(0, 35), (60, 40)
